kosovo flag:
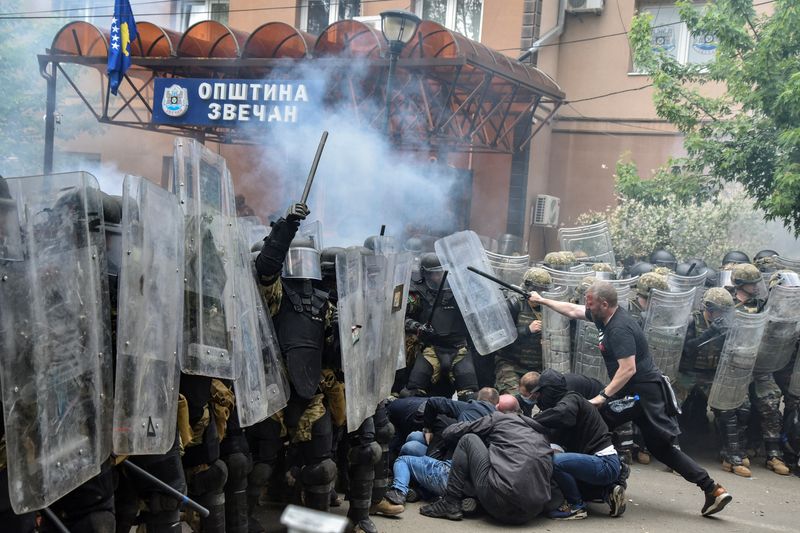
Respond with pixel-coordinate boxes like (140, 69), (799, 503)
(107, 0), (138, 95)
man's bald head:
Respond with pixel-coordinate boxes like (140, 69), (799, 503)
(497, 394), (520, 414)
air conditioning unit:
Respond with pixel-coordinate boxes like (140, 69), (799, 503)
(566, 0), (604, 15)
(531, 195), (560, 227)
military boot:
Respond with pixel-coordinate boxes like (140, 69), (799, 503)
(766, 456), (790, 475)
(721, 456), (751, 477)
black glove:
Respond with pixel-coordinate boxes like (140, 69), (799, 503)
(285, 202), (310, 223)
(710, 315), (730, 335)
(417, 323), (437, 343)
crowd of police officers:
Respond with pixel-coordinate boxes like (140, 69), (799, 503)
(1, 141), (799, 533)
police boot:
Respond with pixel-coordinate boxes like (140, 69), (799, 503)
(246, 463), (272, 533)
(765, 440), (790, 476)
(223, 452), (251, 533)
(300, 459), (337, 512)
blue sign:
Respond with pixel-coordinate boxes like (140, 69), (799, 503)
(152, 78), (319, 126)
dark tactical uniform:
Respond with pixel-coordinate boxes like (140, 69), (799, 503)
(250, 214), (337, 513)
(402, 278), (478, 400)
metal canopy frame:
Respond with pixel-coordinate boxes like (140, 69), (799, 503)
(38, 20), (564, 172)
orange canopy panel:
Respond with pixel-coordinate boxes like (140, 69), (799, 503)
(314, 19), (386, 58)
(243, 22), (313, 59)
(177, 20), (247, 58)
(50, 21), (108, 61)
(130, 21), (180, 57)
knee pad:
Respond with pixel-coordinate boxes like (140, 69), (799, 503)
(248, 462), (273, 488)
(224, 452), (251, 491)
(408, 355), (435, 390)
(374, 422), (394, 447)
(187, 460), (229, 497)
(300, 459), (337, 487)
(349, 418), (376, 446)
(148, 491), (181, 514)
(348, 442), (382, 467)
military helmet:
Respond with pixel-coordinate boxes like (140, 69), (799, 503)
(653, 266), (672, 277)
(636, 272), (669, 298)
(769, 270), (800, 289)
(522, 267), (552, 291)
(592, 262), (614, 273)
(420, 252), (441, 272)
(320, 246), (346, 275)
(676, 259), (707, 277)
(649, 249), (677, 270)
(754, 249), (779, 262)
(628, 261), (654, 277)
(404, 237), (423, 253)
(573, 275), (596, 302)
(722, 250), (751, 266)
(702, 287), (734, 312)
(363, 235), (380, 251)
(543, 251), (576, 270)
(755, 255), (779, 273)
(731, 263), (761, 285)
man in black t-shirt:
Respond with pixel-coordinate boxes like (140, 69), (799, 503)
(529, 280), (732, 517)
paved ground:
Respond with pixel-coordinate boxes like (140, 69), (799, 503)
(253, 450), (800, 533)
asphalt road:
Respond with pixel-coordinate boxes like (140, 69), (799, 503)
(253, 450), (800, 533)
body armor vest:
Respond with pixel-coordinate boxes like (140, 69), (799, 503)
(691, 310), (723, 371)
(500, 299), (543, 369)
(274, 278), (328, 399)
(415, 281), (468, 348)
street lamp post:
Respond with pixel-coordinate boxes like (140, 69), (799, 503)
(379, 10), (421, 136)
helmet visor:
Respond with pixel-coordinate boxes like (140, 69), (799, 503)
(424, 265), (450, 292)
(283, 247), (322, 280)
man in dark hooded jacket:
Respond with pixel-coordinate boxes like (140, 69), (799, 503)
(419, 412), (552, 524)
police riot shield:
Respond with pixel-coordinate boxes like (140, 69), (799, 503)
(776, 255), (800, 274)
(708, 311), (768, 411)
(337, 248), (392, 432)
(434, 231), (517, 355)
(543, 266), (593, 294)
(540, 287), (572, 373)
(230, 221), (273, 427)
(753, 285), (800, 374)
(667, 272), (706, 310)
(0, 172), (113, 513)
(558, 221), (616, 265)
(486, 251), (529, 285)
(573, 321), (608, 384)
(254, 283), (290, 419)
(238, 215), (269, 251)
(372, 238), (413, 370)
(642, 288), (696, 380)
(172, 138), (240, 379)
(113, 175), (185, 455)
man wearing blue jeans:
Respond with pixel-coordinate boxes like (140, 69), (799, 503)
(384, 455), (451, 509)
(534, 369), (625, 519)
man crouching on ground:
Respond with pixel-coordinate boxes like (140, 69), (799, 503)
(419, 410), (552, 523)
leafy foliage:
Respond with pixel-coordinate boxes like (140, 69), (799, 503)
(629, 0), (800, 235)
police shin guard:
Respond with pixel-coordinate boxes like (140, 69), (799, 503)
(347, 442), (381, 526)
(715, 409), (744, 462)
(613, 422), (635, 464)
(142, 493), (183, 533)
(452, 353), (478, 402)
(300, 459), (337, 512)
(187, 459), (229, 533)
(246, 462), (273, 532)
(223, 452), (251, 533)
(372, 416), (394, 506)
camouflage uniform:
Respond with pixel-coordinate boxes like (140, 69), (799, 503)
(495, 268), (551, 395)
(628, 272), (669, 327)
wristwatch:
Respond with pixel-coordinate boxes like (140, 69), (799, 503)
(599, 390), (610, 400)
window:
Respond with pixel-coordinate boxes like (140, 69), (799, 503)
(416, 0), (483, 41)
(181, 0), (229, 30)
(301, 1), (361, 35)
(639, 2), (717, 67)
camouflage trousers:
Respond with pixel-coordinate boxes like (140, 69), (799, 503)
(751, 372), (784, 456)
(494, 359), (528, 395)
(674, 371), (715, 405)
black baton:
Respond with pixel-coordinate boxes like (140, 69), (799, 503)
(467, 266), (529, 297)
(300, 131), (328, 204)
(42, 508), (71, 533)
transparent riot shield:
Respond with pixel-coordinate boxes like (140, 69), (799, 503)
(558, 221), (615, 265)
(113, 175), (185, 455)
(372, 238), (413, 370)
(238, 215), (269, 250)
(708, 311), (768, 411)
(543, 266), (593, 294)
(229, 221), (273, 427)
(573, 321), (608, 384)
(434, 231), (517, 355)
(337, 248), (392, 432)
(172, 138), (239, 379)
(667, 272), (706, 310)
(0, 172), (112, 513)
(255, 286), (290, 419)
(753, 285), (800, 374)
(776, 255), (800, 274)
(486, 251), (529, 285)
(642, 288), (695, 380)
(540, 287), (572, 373)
